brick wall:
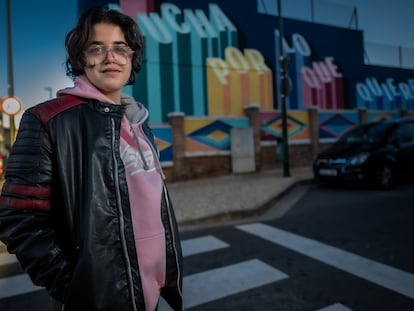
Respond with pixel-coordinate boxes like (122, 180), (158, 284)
(163, 107), (410, 181)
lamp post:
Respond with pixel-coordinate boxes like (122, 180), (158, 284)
(44, 87), (53, 99)
(6, 0), (16, 146)
(277, 0), (291, 177)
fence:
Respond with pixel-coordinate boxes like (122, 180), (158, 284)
(155, 106), (413, 181)
(257, 0), (414, 69)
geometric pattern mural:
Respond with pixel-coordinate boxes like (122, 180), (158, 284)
(151, 117), (250, 164)
(318, 112), (358, 139)
(318, 111), (401, 141)
(187, 120), (233, 150)
(184, 118), (249, 154)
(260, 111), (310, 143)
(367, 111), (400, 122)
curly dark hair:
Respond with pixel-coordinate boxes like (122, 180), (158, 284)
(65, 6), (144, 85)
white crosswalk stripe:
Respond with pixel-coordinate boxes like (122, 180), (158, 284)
(159, 259), (288, 310)
(237, 223), (414, 300)
(316, 303), (354, 311)
(0, 243), (43, 300)
(0, 241), (43, 300)
(182, 259), (287, 308)
(0, 251), (17, 266)
(181, 235), (229, 256)
(0, 274), (42, 299)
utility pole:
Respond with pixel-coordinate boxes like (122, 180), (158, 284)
(277, 0), (291, 177)
(6, 0), (16, 145)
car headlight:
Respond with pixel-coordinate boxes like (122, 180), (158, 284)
(348, 153), (369, 165)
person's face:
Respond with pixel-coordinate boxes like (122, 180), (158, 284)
(83, 23), (132, 103)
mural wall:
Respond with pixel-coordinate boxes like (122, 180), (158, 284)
(78, 0), (414, 163)
(133, 3), (275, 122)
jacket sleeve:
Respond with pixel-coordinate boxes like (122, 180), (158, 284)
(0, 109), (72, 302)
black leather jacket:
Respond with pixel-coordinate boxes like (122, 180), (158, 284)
(0, 95), (183, 311)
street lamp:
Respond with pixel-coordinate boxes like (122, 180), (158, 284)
(277, 0), (291, 177)
(5, 0), (17, 147)
(6, 0), (14, 98)
(44, 87), (53, 99)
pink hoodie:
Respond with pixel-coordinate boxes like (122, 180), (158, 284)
(58, 76), (165, 311)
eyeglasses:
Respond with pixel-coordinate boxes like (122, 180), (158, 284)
(84, 44), (134, 66)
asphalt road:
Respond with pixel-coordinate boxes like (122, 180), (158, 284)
(175, 182), (414, 310)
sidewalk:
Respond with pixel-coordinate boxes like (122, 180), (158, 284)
(167, 166), (314, 226)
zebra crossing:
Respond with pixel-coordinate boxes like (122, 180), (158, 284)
(237, 223), (414, 300)
(2, 223), (414, 310)
(0, 250), (43, 300)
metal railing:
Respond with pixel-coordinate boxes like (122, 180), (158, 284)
(258, 0), (414, 69)
(364, 43), (414, 69)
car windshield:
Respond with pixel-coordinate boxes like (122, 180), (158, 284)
(337, 122), (392, 145)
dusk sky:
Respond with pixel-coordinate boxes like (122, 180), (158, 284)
(0, 0), (76, 110)
(1, 0), (414, 124)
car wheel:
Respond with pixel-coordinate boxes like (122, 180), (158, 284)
(374, 165), (394, 189)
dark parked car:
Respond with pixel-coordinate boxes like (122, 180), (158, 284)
(313, 118), (414, 189)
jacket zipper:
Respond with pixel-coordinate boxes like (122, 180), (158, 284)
(111, 118), (139, 311)
(163, 185), (184, 309)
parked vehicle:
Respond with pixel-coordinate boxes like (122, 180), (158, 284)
(313, 118), (414, 189)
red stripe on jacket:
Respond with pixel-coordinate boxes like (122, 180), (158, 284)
(0, 196), (51, 211)
(0, 183), (52, 211)
(2, 183), (51, 197)
(31, 94), (86, 126)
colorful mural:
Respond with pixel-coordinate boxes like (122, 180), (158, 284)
(133, 2), (346, 120)
(260, 111), (309, 144)
(152, 125), (173, 164)
(135, 3), (241, 122)
(316, 111), (401, 142)
(184, 117), (249, 155)
(133, 3), (282, 123)
(151, 117), (250, 163)
(274, 32), (345, 110)
(207, 47), (274, 116)
(318, 112), (359, 140)
(78, 0), (414, 114)
(76, 0), (414, 163)
(356, 77), (414, 110)
(366, 111), (401, 122)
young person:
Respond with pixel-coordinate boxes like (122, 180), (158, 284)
(0, 6), (183, 311)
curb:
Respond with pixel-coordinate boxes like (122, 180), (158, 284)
(178, 179), (314, 228)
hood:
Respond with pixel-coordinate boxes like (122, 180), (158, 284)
(123, 94), (148, 125)
(57, 75), (148, 124)
(318, 141), (382, 159)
